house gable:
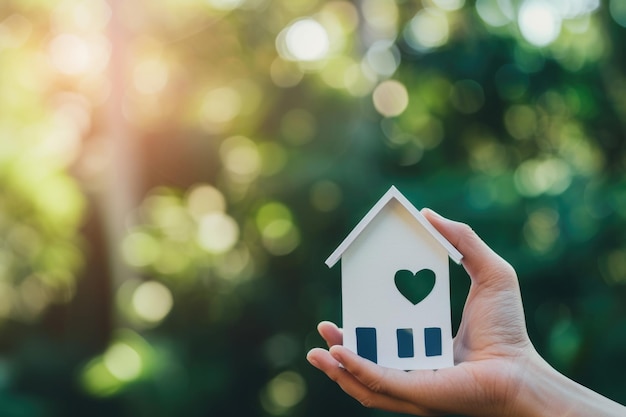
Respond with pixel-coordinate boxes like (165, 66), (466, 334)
(325, 186), (463, 267)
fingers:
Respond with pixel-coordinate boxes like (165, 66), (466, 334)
(306, 347), (432, 415)
(317, 321), (343, 348)
(330, 346), (440, 401)
(311, 322), (459, 410)
(328, 346), (414, 397)
(421, 208), (516, 286)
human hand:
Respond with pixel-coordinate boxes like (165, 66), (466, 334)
(306, 209), (543, 416)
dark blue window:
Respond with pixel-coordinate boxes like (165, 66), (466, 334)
(355, 327), (377, 363)
(396, 328), (414, 358)
(424, 327), (442, 357)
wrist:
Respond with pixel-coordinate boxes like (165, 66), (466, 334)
(509, 350), (625, 417)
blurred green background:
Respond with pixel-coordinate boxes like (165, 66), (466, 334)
(1, 0), (626, 416)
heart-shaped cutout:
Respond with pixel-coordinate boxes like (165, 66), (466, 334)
(394, 269), (436, 305)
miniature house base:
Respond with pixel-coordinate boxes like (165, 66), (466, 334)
(326, 186), (462, 370)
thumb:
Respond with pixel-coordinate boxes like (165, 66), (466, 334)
(422, 208), (516, 286)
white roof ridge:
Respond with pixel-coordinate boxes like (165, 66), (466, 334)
(325, 186), (463, 268)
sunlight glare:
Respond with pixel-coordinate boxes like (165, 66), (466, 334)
(49, 34), (91, 75)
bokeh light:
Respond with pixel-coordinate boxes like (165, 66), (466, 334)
(256, 202), (300, 256)
(186, 184), (226, 220)
(263, 333), (299, 368)
(81, 331), (154, 397)
(601, 248), (626, 284)
(131, 280), (173, 323)
(504, 105), (537, 140)
(207, 0), (245, 11)
(518, 1), (562, 47)
(280, 109), (317, 145)
(202, 87), (242, 128)
(258, 142), (288, 176)
(260, 371), (307, 415)
(610, 0), (626, 28)
(309, 181), (342, 212)
(365, 40), (401, 77)
(49, 34), (92, 75)
(514, 158), (572, 197)
(450, 80), (485, 114)
(48, 33), (110, 76)
(548, 317), (581, 368)
(197, 212), (239, 254)
(51, 0), (112, 32)
(556, 0), (599, 19)
(0, 14), (32, 49)
(104, 342), (143, 381)
(133, 58), (169, 95)
(432, 0), (465, 11)
(277, 18), (330, 62)
(404, 9), (449, 51)
(122, 231), (160, 268)
(372, 80), (409, 117)
(220, 135), (262, 182)
(475, 0), (514, 27)
(523, 207), (560, 254)
(270, 58), (304, 87)
(361, 0), (398, 39)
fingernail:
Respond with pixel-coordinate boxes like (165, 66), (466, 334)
(329, 346), (343, 362)
(306, 350), (320, 368)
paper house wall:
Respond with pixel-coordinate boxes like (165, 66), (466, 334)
(325, 186), (462, 370)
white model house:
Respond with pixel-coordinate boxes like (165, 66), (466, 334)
(325, 186), (462, 370)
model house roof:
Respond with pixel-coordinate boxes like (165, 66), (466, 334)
(325, 186), (463, 267)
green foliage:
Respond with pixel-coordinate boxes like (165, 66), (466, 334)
(2, 0), (626, 416)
